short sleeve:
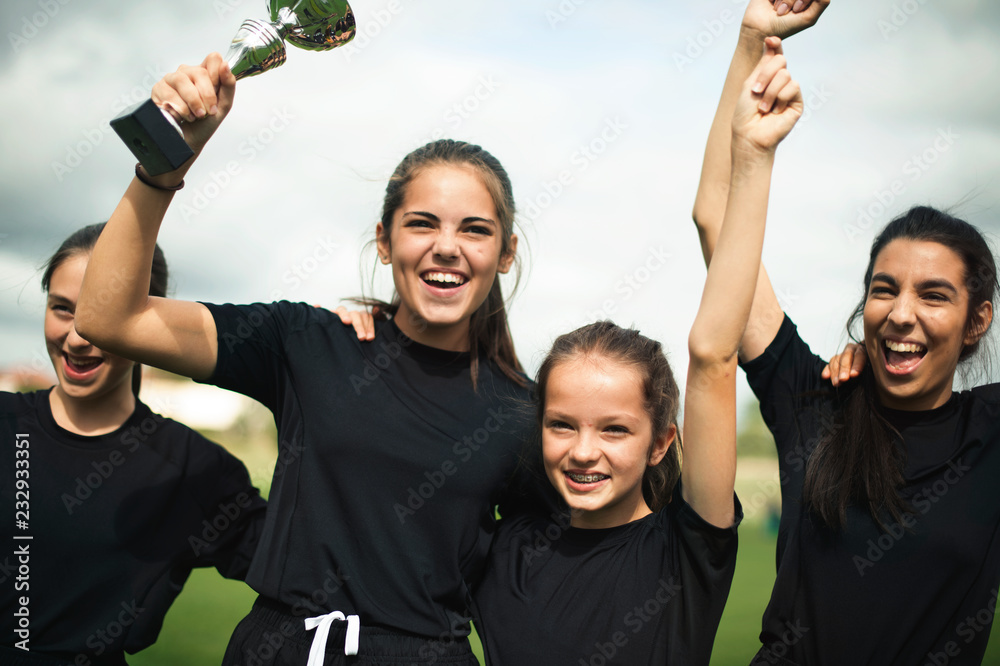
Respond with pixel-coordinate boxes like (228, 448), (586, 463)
(176, 426), (267, 580)
(739, 314), (833, 458)
(664, 481), (741, 574)
(198, 301), (296, 410)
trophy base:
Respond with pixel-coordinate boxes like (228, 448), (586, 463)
(110, 99), (194, 176)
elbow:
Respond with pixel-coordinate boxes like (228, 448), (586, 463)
(73, 305), (105, 348)
(691, 204), (707, 231)
(687, 330), (737, 370)
(74, 295), (119, 350)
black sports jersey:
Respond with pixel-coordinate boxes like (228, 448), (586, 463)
(0, 389), (265, 661)
(199, 301), (535, 640)
(744, 315), (1000, 665)
(474, 485), (740, 665)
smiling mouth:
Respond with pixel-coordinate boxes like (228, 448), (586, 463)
(565, 472), (610, 484)
(883, 339), (927, 373)
(64, 353), (103, 375)
(421, 271), (466, 289)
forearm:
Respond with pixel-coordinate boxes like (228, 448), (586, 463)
(691, 27), (767, 259)
(689, 145), (774, 366)
(76, 175), (178, 349)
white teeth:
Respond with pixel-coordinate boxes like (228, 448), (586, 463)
(568, 473), (608, 483)
(68, 356), (100, 367)
(423, 272), (465, 285)
(885, 340), (925, 353)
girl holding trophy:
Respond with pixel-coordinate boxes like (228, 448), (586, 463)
(77, 54), (538, 665)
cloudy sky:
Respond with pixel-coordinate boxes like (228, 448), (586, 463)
(2, 0), (999, 411)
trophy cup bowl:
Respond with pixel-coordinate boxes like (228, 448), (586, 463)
(111, 0), (356, 176)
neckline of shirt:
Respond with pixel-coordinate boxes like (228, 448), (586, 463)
(34, 387), (148, 450)
(382, 318), (474, 367)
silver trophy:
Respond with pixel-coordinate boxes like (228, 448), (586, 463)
(112, 0), (356, 175)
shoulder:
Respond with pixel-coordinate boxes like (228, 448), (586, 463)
(0, 389), (46, 426)
(202, 300), (337, 334)
(129, 400), (243, 468)
(969, 383), (1000, 403)
(0, 389), (38, 413)
(739, 314), (831, 402)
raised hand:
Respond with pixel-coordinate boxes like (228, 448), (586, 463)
(151, 53), (236, 158)
(732, 37), (803, 154)
(742, 0), (831, 41)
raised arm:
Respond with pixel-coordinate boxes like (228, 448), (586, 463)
(76, 53), (236, 380)
(682, 39), (803, 527)
(692, 0), (829, 361)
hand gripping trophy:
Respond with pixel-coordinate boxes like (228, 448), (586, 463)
(111, 0), (356, 175)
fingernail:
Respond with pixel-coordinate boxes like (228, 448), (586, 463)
(792, 0), (805, 11)
(752, 82), (764, 93)
(759, 102), (769, 113)
(777, 2), (790, 15)
(195, 108), (206, 118)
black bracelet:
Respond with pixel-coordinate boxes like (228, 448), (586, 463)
(134, 163), (184, 191)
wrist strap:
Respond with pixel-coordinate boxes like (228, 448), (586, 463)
(134, 163), (184, 191)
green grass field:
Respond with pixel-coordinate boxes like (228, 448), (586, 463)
(125, 522), (1000, 665)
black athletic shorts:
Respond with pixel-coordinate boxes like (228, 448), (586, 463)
(223, 596), (480, 666)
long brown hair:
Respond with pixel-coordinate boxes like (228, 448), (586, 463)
(535, 321), (681, 512)
(41, 222), (169, 396)
(358, 139), (524, 388)
(804, 206), (997, 531)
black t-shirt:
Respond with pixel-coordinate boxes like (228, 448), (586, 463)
(199, 301), (535, 638)
(474, 485), (741, 665)
(0, 389), (266, 661)
(743, 315), (1000, 665)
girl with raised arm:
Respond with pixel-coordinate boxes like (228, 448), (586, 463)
(472, 40), (803, 665)
(76, 55), (536, 665)
(696, 2), (1000, 664)
(1, 223), (266, 664)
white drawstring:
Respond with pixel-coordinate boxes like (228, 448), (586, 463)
(304, 610), (360, 665)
